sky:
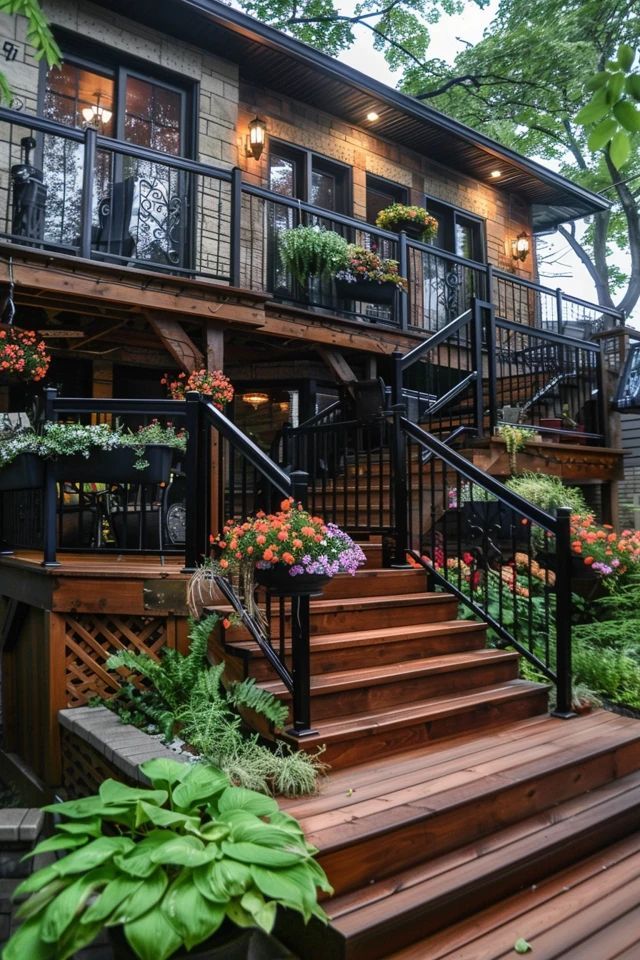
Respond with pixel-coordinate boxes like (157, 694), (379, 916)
(333, 0), (634, 322)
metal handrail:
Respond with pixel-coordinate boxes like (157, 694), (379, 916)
(495, 315), (602, 351)
(400, 309), (472, 371)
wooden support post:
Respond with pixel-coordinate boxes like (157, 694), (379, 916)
(92, 359), (113, 425)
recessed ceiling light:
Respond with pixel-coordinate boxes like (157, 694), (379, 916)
(366, 111), (380, 122)
(490, 169), (502, 178)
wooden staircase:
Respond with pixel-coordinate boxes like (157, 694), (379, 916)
(211, 544), (640, 959)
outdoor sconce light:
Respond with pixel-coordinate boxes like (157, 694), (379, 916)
(82, 92), (112, 127)
(511, 231), (530, 263)
(245, 117), (266, 161)
(242, 391), (269, 410)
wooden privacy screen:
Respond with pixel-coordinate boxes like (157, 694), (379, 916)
(63, 613), (170, 706)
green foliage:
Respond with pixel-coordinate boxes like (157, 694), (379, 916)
(505, 473), (588, 517)
(577, 42), (640, 167)
(0, 0), (60, 102)
(278, 226), (349, 285)
(105, 616), (323, 797)
(4, 761), (331, 960)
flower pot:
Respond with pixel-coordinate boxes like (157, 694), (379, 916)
(0, 453), (43, 491)
(334, 278), (397, 305)
(255, 565), (329, 596)
(108, 923), (295, 960)
(390, 220), (431, 241)
(53, 444), (173, 483)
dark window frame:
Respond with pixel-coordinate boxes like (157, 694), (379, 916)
(366, 174), (409, 225)
(38, 28), (198, 159)
(268, 137), (352, 215)
(425, 195), (486, 262)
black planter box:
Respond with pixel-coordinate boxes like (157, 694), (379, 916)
(255, 566), (329, 596)
(335, 278), (397, 305)
(54, 444), (173, 484)
(0, 453), (43, 491)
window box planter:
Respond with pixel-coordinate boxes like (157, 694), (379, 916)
(53, 443), (174, 483)
(0, 452), (43, 491)
(335, 278), (397, 305)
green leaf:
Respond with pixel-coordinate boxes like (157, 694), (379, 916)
(222, 841), (306, 867)
(14, 864), (60, 897)
(606, 72), (626, 103)
(52, 836), (134, 877)
(514, 938), (532, 954)
(135, 799), (199, 831)
(56, 818), (102, 838)
(587, 118), (618, 152)
(250, 864), (308, 913)
(57, 919), (104, 960)
(617, 44), (636, 72)
(139, 757), (189, 788)
(610, 128), (632, 167)
(114, 830), (176, 878)
(210, 859), (252, 897)
(27, 834), (89, 857)
(124, 905), (183, 960)
(1, 916), (56, 960)
(99, 779), (168, 807)
(585, 71), (610, 92)
(193, 864), (229, 904)
(172, 765), (229, 811)
(575, 99), (610, 125)
(613, 99), (640, 132)
(162, 872), (225, 948)
(225, 898), (255, 929)
(14, 879), (67, 921)
(41, 866), (115, 943)
(149, 834), (214, 867)
(81, 875), (144, 924)
(627, 74), (640, 101)
(217, 786), (279, 817)
(43, 796), (131, 819)
(240, 889), (276, 932)
(107, 868), (168, 924)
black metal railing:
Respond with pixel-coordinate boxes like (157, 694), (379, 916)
(397, 415), (574, 714)
(0, 106), (625, 337)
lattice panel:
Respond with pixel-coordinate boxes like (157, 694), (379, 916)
(64, 614), (169, 707)
(60, 727), (131, 798)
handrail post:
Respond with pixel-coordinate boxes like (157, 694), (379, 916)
(288, 468), (315, 736)
(398, 231), (409, 331)
(391, 403), (409, 567)
(484, 300), (497, 436)
(485, 262), (494, 308)
(79, 125), (97, 260)
(290, 469), (308, 508)
(183, 391), (201, 572)
(555, 288), (564, 335)
(470, 297), (484, 438)
(230, 166), (242, 287)
(42, 387), (60, 567)
(391, 350), (404, 407)
(552, 507), (575, 718)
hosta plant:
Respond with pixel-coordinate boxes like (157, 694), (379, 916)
(5, 759), (331, 960)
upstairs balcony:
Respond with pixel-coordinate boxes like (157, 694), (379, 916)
(0, 107), (624, 342)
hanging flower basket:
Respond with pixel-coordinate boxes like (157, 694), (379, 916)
(374, 204), (439, 243)
(0, 323), (50, 383)
(334, 245), (407, 307)
(162, 369), (234, 409)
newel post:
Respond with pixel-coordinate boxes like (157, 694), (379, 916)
(286, 469), (316, 736)
(42, 387), (60, 567)
(391, 403), (409, 567)
(552, 506), (575, 718)
(183, 391), (202, 572)
(79, 125), (97, 261)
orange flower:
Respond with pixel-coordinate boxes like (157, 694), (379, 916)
(256, 535), (266, 545)
(220, 558), (229, 569)
(263, 548), (274, 562)
(584, 556), (594, 565)
(282, 552), (295, 565)
(222, 619), (231, 629)
(280, 498), (293, 511)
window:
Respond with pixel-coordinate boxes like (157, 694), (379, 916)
(366, 175), (408, 225)
(426, 197), (485, 262)
(40, 45), (192, 264)
(268, 140), (351, 214)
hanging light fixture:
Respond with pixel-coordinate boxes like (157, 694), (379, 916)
(511, 231), (530, 262)
(245, 117), (266, 161)
(82, 92), (112, 128)
(242, 391), (269, 410)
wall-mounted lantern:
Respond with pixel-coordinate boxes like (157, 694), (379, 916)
(511, 231), (530, 263)
(245, 117), (266, 161)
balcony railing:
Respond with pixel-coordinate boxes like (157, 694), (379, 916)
(0, 107), (625, 336)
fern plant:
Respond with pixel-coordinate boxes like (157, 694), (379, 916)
(278, 225), (349, 285)
(104, 616), (323, 796)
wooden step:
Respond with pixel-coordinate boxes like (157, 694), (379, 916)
(281, 680), (549, 770)
(275, 713), (640, 959)
(387, 830), (640, 959)
(225, 620), (487, 681)
(307, 593), (459, 635)
(264, 649), (520, 722)
(321, 568), (427, 600)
